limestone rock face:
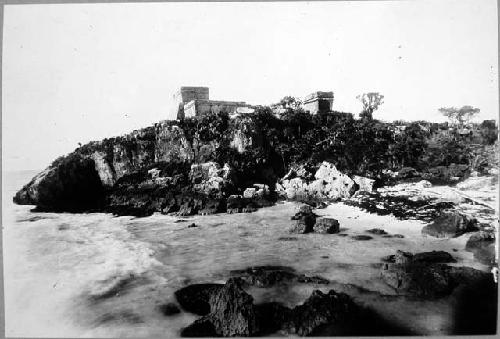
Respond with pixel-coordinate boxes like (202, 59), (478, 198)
(229, 115), (262, 153)
(154, 124), (194, 163)
(422, 212), (479, 238)
(90, 151), (116, 187)
(352, 175), (375, 192)
(277, 162), (357, 201)
(190, 162), (231, 197)
(13, 154), (105, 212)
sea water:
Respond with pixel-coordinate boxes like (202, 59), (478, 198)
(2, 170), (492, 337)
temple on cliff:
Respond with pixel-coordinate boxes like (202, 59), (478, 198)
(172, 86), (254, 119)
(172, 86), (338, 119)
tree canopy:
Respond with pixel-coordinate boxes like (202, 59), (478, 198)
(438, 106), (480, 127)
(356, 92), (384, 120)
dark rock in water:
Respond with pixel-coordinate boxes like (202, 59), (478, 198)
(465, 231), (496, 265)
(174, 283), (223, 316)
(422, 212), (479, 238)
(313, 217), (340, 234)
(283, 289), (359, 336)
(382, 250), (456, 265)
(381, 262), (454, 298)
(413, 250), (457, 264)
(380, 250), (488, 298)
(337, 233), (348, 237)
(230, 266), (329, 287)
(393, 234), (404, 238)
(158, 303), (181, 316)
(255, 302), (291, 335)
(296, 274), (330, 285)
(181, 317), (217, 337)
(230, 266), (298, 287)
(208, 278), (259, 336)
(289, 212), (316, 234)
(187, 223), (197, 228)
(366, 228), (388, 235)
(351, 235), (373, 241)
(181, 278), (259, 337)
(277, 236), (298, 241)
(13, 153), (106, 212)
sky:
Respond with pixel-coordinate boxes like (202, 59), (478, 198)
(2, 0), (498, 171)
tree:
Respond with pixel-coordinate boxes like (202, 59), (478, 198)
(272, 96), (303, 110)
(438, 105), (480, 127)
(356, 92), (384, 120)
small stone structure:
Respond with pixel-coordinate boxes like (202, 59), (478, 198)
(303, 91), (334, 114)
(172, 86), (253, 119)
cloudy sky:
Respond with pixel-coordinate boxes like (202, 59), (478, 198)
(3, 0), (498, 171)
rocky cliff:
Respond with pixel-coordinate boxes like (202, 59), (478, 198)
(14, 109), (495, 216)
(13, 113), (280, 216)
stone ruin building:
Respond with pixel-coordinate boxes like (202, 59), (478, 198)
(171, 86), (339, 119)
(302, 91), (335, 114)
(172, 86), (254, 119)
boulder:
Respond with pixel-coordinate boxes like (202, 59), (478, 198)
(174, 283), (223, 316)
(313, 217), (340, 234)
(208, 278), (259, 336)
(380, 250), (486, 298)
(422, 212), (479, 238)
(190, 162), (229, 196)
(381, 261), (454, 298)
(352, 175), (375, 192)
(465, 231), (496, 265)
(283, 289), (359, 336)
(277, 162), (357, 202)
(181, 279), (259, 337)
(290, 213), (316, 234)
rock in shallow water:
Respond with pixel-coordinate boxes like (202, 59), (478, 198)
(380, 250), (490, 298)
(422, 211), (478, 238)
(313, 217), (340, 234)
(174, 283), (223, 316)
(465, 230), (496, 265)
(180, 278), (359, 337)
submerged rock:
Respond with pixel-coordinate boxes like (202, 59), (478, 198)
(351, 235), (373, 241)
(366, 228), (388, 235)
(229, 265), (329, 287)
(158, 303), (181, 316)
(422, 212), (478, 238)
